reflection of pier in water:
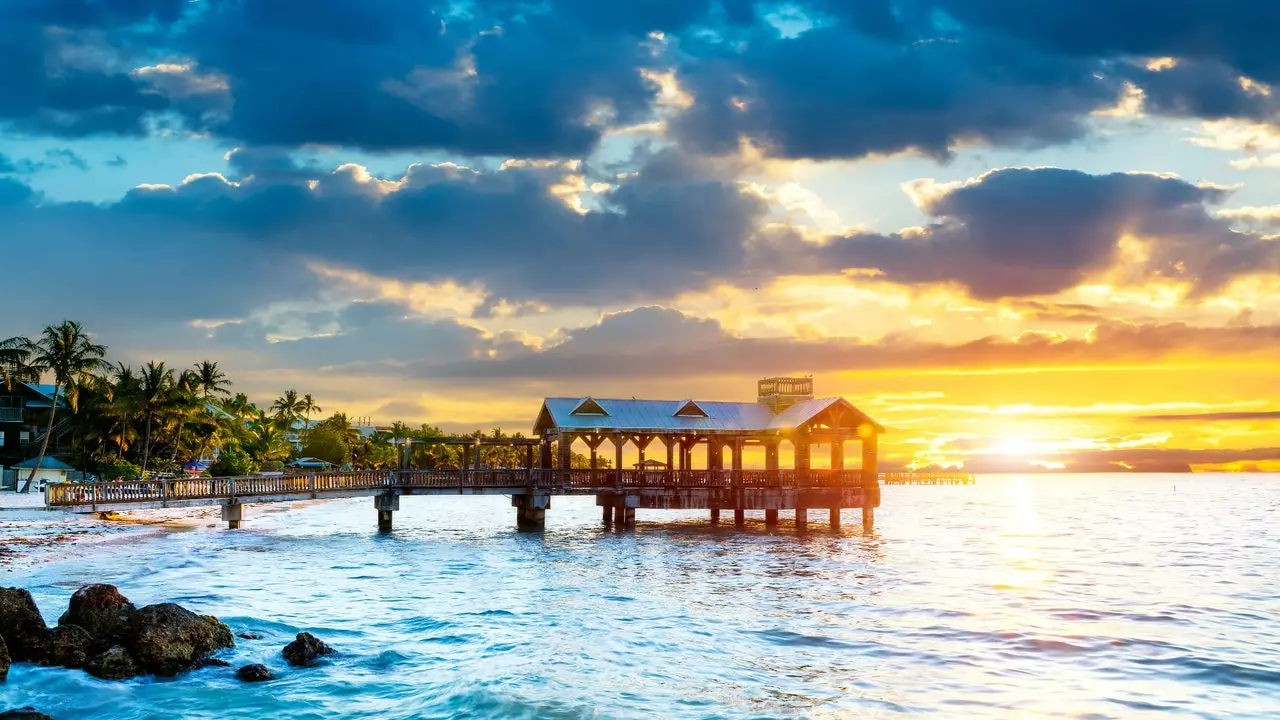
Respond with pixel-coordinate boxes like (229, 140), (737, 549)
(45, 378), (969, 533)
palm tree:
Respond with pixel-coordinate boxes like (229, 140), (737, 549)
(20, 321), (108, 492)
(0, 336), (40, 391)
(194, 360), (231, 399)
(108, 363), (141, 458)
(138, 361), (173, 476)
(300, 393), (321, 430)
(169, 370), (202, 462)
(271, 389), (303, 428)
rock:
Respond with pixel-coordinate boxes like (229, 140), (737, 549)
(282, 632), (333, 667)
(196, 658), (230, 668)
(236, 663), (273, 682)
(236, 632), (264, 640)
(0, 634), (9, 682)
(0, 588), (50, 662)
(0, 708), (53, 719)
(85, 646), (140, 680)
(126, 604), (229, 676)
(57, 585), (135, 652)
(43, 625), (94, 669)
(202, 616), (235, 650)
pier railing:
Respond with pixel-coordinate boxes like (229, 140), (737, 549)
(45, 468), (881, 508)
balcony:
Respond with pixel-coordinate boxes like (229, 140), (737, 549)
(0, 407), (23, 422)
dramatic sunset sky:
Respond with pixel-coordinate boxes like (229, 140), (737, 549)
(3, 1), (1280, 472)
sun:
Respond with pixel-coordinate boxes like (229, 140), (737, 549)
(992, 436), (1039, 456)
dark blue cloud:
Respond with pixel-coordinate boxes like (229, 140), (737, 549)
(798, 168), (1266, 298)
(0, 149), (89, 174)
(4, 0), (1280, 158)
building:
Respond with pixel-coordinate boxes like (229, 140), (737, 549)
(0, 383), (69, 477)
(10, 456), (75, 490)
(531, 377), (884, 529)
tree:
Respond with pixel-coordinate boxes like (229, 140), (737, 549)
(271, 389), (303, 428)
(209, 446), (257, 477)
(19, 321), (108, 492)
(194, 360), (231, 399)
(138, 361), (173, 476)
(244, 412), (292, 463)
(301, 424), (351, 466)
(168, 369), (203, 462)
(0, 336), (39, 391)
(300, 393), (321, 429)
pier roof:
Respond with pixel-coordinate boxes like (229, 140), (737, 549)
(534, 396), (882, 435)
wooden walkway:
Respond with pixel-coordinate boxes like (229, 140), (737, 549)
(881, 472), (976, 485)
(43, 468), (975, 531)
(45, 468), (869, 511)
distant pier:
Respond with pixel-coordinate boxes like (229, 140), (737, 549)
(881, 472), (976, 485)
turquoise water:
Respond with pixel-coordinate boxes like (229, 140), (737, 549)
(2, 474), (1278, 719)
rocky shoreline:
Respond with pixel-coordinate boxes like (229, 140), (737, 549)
(0, 584), (334, 719)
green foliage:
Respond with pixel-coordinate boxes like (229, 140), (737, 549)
(209, 446), (258, 477)
(96, 458), (141, 482)
(301, 424), (351, 466)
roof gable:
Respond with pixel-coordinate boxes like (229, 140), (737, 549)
(673, 400), (708, 418)
(570, 397), (609, 416)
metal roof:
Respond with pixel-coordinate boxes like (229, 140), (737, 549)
(535, 396), (882, 434)
(12, 456), (75, 471)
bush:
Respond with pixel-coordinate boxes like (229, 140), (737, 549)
(209, 446), (258, 477)
(259, 460), (285, 473)
(97, 458), (141, 482)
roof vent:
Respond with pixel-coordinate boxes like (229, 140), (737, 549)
(570, 397), (609, 416)
(673, 400), (708, 418)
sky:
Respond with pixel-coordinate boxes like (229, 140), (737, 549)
(3, 0), (1280, 473)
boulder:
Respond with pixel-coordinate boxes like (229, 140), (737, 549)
(57, 585), (135, 652)
(43, 625), (94, 669)
(0, 634), (9, 682)
(282, 632), (333, 667)
(0, 588), (50, 663)
(236, 632), (264, 640)
(202, 616), (235, 651)
(0, 709), (53, 720)
(126, 604), (231, 677)
(85, 646), (139, 680)
(236, 663), (274, 682)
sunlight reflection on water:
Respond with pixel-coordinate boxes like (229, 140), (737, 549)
(1, 474), (1278, 719)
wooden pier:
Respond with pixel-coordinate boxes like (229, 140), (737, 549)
(46, 468), (875, 532)
(43, 379), (982, 533)
(881, 472), (976, 485)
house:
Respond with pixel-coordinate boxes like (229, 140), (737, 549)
(0, 383), (69, 476)
(11, 456), (75, 489)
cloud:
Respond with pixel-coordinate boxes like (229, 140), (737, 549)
(1136, 411), (1280, 422)
(0, 149), (90, 174)
(795, 167), (1276, 299)
(418, 306), (1280, 381)
(6, 0), (1280, 160)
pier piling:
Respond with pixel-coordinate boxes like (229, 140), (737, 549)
(765, 509), (778, 527)
(710, 509), (720, 525)
(514, 494), (550, 531)
(734, 508), (745, 527)
(221, 502), (243, 530)
(795, 506), (808, 532)
(375, 493), (400, 532)
(830, 508), (841, 530)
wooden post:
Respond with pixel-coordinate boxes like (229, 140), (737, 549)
(862, 430), (878, 532)
(603, 505), (613, 524)
(830, 508), (841, 529)
(614, 434), (625, 488)
(765, 509), (778, 526)
(734, 508), (745, 527)
(710, 509), (720, 525)
(539, 436), (552, 469)
(765, 441), (779, 484)
(557, 433), (572, 470)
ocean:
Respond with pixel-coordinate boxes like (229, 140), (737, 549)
(1, 474), (1277, 719)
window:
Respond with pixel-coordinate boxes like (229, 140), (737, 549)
(0, 431), (4, 447)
